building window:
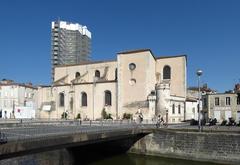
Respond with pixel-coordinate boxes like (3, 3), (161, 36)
(163, 65), (171, 79)
(215, 97), (219, 106)
(172, 104), (175, 114)
(178, 105), (181, 114)
(75, 72), (80, 78)
(59, 93), (65, 107)
(151, 90), (156, 95)
(192, 108), (195, 113)
(129, 63), (136, 71)
(226, 97), (231, 105)
(115, 68), (118, 80)
(237, 95), (240, 105)
(203, 98), (207, 107)
(95, 70), (100, 78)
(105, 90), (112, 106)
(81, 92), (87, 106)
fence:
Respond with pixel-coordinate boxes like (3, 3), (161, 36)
(0, 119), (154, 143)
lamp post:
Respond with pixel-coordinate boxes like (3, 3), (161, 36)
(196, 69), (203, 132)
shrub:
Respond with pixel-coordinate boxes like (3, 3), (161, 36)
(209, 118), (217, 126)
(221, 120), (227, 126)
(123, 113), (133, 120)
(106, 113), (113, 120)
(190, 119), (198, 125)
(237, 121), (240, 126)
(227, 117), (236, 126)
(101, 108), (108, 119)
(76, 113), (81, 119)
(101, 108), (112, 119)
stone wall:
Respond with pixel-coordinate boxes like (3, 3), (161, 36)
(0, 149), (73, 165)
(129, 130), (240, 165)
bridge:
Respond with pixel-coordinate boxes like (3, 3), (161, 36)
(0, 120), (153, 160)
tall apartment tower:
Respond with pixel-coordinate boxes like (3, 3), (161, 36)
(51, 20), (91, 81)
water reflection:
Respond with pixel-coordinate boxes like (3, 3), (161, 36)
(88, 153), (222, 165)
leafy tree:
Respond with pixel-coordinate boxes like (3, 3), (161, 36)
(123, 113), (133, 120)
(101, 108), (113, 119)
(221, 120), (227, 126)
(101, 108), (107, 119)
(76, 113), (81, 119)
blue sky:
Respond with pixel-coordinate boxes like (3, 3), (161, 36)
(0, 0), (239, 92)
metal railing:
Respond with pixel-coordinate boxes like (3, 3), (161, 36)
(0, 119), (154, 143)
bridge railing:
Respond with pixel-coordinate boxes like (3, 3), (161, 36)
(0, 119), (154, 143)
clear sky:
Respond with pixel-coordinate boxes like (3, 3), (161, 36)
(0, 0), (239, 92)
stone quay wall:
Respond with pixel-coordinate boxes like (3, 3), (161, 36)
(129, 129), (240, 165)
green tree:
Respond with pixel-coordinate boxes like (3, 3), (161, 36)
(123, 113), (133, 120)
(76, 113), (81, 119)
(101, 108), (107, 119)
(101, 108), (112, 119)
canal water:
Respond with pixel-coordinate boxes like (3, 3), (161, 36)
(88, 153), (222, 165)
(0, 149), (224, 165)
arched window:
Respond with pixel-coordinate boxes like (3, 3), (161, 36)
(163, 65), (171, 79)
(105, 90), (112, 106)
(172, 104), (175, 114)
(75, 72), (80, 78)
(81, 92), (87, 106)
(95, 70), (100, 78)
(59, 93), (64, 107)
(178, 105), (181, 114)
(115, 68), (118, 80)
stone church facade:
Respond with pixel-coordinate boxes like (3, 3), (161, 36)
(37, 49), (187, 123)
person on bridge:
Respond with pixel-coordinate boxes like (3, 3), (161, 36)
(156, 115), (161, 128)
(139, 113), (143, 123)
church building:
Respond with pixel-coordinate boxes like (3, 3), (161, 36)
(37, 49), (187, 123)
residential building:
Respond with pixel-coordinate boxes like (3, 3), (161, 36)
(51, 20), (91, 81)
(202, 92), (240, 122)
(185, 97), (198, 120)
(0, 79), (37, 119)
(185, 85), (216, 121)
(38, 49), (187, 123)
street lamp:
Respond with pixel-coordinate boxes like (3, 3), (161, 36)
(196, 69), (203, 132)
